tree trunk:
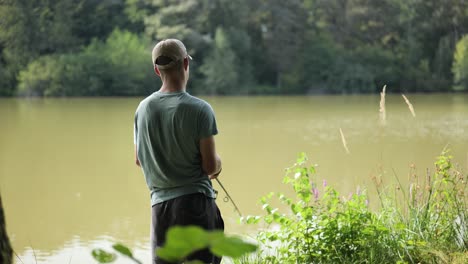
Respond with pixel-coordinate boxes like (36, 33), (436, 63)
(0, 194), (13, 264)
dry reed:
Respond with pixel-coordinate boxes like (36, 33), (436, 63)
(401, 94), (416, 117)
(339, 128), (350, 154)
(379, 85), (387, 125)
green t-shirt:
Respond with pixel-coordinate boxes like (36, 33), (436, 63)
(134, 91), (218, 205)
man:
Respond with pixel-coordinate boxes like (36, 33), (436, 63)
(133, 39), (224, 264)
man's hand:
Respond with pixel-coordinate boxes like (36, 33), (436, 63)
(209, 168), (222, 180)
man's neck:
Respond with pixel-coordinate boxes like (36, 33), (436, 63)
(159, 81), (186, 93)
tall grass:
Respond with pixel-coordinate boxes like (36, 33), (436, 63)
(375, 151), (467, 263)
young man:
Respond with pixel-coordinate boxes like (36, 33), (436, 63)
(133, 39), (224, 264)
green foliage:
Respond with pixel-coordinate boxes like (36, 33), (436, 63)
(210, 236), (257, 258)
(91, 226), (256, 263)
(84, 29), (157, 96)
(124, 0), (154, 32)
(112, 244), (133, 259)
(0, 0), (77, 61)
(158, 225), (257, 262)
(91, 152), (465, 263)
(92, 249), (117, 263)
(256, 0), (308, 90)
(72, 0), (137, 41)
(2, 0), (468, 96)
(143, 0), (206, 49)
(245, 152), (467, 263)
(112, 243), (143, 264)
(284, 32), (396, 94)
(0, 0), (78, 95)
(0, 58), (15, 96)
(17, 29), (157, 96)
(245, 153), (392, 263)
(93, 244), (142, 264)
(281, 33), (337, 94)
(453, 35), (468, 91)
(0, 0), (140, 96)
(17, 55), (63, 96)
(375, 150), (468, 263)
(200, 27), (240, 95)
(157, 226), (209, 261)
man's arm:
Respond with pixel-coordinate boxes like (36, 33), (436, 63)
(200, 136), (221, 179)
(135, 145), (140, 167)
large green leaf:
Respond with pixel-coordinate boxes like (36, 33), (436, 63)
(157, 226), (209, 262)
(209, 232), (257, 258)
(91, 249), (116, 263)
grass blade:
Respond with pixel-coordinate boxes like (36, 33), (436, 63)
(379, 85), (387, 126)
(339, 128), (350, 154)
(402, 94), (416, 117)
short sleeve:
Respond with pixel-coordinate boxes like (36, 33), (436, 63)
(198, 103), (218, 139)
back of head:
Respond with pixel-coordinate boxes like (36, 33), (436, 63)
(152, 39), (191, 78)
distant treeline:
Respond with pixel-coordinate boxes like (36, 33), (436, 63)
(1, 0), (468, 96)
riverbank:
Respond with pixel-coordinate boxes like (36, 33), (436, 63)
(238, 152), (467, 263)
(91, 152), (467, 264)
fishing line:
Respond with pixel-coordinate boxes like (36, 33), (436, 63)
(215, 178), (243, 217)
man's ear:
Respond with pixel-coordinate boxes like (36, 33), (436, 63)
(154, 66), (161, 76)
(183, 58), (189, 71)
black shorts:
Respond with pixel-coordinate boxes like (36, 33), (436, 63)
(151, 193), (224, 264)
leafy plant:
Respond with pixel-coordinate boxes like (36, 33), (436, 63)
(244, 152), (467, 263)
(244, 153), (392, 263)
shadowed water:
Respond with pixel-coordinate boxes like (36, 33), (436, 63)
(1, 94), (467, 263)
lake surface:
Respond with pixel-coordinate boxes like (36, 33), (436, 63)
(1, 94), (467, 263)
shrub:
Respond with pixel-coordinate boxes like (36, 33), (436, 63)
(244, 153), (394, 263)
(17, 29), (157, 96)
(17, 55), (63, 96)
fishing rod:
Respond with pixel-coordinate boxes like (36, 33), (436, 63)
(215, 178), (243, 218)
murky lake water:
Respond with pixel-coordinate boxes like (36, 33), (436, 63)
(1, 94), (467, 263)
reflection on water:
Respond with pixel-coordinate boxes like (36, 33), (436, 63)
(1, 94), (467, 263)
(18, 237), (151, 264)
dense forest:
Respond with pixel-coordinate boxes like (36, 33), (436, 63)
(1, 0), (468, 96)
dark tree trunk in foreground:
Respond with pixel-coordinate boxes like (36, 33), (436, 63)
(0, 193), (12, 264)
